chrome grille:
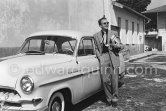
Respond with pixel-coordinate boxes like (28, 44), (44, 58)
(0, 88), (21, 107)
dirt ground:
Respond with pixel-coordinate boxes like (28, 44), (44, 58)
(117, 63), (166, 111)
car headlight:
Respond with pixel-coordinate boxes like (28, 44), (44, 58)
(20, 75), (34, 94)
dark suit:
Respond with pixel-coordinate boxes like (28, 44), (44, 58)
(94, 30), (122, 102)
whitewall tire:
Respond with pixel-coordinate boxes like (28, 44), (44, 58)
(49, 92), (65, 111)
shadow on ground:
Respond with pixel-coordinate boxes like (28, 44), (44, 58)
(71, 91), (107, 111)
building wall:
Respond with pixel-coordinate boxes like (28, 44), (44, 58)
(158, 12), (166, 51)
(68, 0), (104, 34)
(112, 6), (145, 56)
(0, 0), (104, 47)
(0, 0), (145, 58)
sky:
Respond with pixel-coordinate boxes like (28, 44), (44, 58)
(147, 0), (166, 10)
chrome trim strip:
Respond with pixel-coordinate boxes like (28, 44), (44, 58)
(39, 69), (100, 87)
(82, 69), (99, 76)
(39, 74), (83, 87)
(0, 86), (15, 90)
(0, 98), (43, 104)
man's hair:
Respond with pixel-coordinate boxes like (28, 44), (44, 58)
(98, 17), (106, 26)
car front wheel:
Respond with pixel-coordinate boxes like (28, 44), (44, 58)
(49, 92), (65, 111)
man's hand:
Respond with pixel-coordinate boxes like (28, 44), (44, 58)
(111, 44), (124, 50)
(105, 44), (109, 47)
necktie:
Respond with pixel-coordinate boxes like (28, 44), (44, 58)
(103, 32), (107, 45)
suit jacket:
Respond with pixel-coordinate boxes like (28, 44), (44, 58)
(94, 30), (120, 68)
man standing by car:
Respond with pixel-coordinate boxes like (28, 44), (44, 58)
(94, 17), (124, 106)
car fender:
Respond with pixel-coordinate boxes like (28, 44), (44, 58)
(46, 83), (73, 105)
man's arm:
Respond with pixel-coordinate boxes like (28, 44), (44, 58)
(110, 43), (124, 50)
(109, 35), (124, 50)
(108, 34), (124, 54)
(93, 34), (102, 55)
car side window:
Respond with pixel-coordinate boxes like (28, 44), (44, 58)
(21, 41), (30, 53)
(78, 38), (95, 56)
(22, 39), (42, 52)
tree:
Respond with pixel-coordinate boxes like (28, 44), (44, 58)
(116, 0), (151, 13)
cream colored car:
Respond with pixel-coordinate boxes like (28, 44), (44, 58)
(0, 30), (125, 111)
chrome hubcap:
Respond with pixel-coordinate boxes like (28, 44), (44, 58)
(52, 101), (61, 111)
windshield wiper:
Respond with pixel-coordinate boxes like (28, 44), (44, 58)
(25, 50), (45, 55)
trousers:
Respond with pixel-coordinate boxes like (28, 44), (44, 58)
(100, 52), (119, 102)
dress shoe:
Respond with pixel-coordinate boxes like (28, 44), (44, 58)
(111, 97), (118, 107)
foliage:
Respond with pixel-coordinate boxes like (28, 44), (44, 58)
(0, 47), (19, 58)
(116, 0), (151, 12)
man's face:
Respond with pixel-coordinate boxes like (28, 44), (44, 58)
(100, 19), (109, 31)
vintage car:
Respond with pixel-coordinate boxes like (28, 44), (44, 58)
(0, 30), (125, 111)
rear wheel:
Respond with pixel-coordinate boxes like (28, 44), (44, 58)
(49, 92), (65, 111)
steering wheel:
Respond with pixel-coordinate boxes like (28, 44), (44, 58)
(64, 48), (74, 55)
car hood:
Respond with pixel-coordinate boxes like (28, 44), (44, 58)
(0, 54), (73, 88)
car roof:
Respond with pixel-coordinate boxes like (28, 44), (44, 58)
(28, 30), (92, 39)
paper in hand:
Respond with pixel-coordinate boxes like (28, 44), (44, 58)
(111, 34), (121, 44)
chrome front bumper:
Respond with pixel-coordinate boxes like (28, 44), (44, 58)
(0, 106), (48, 111)
(0, 87), (46, 111)
(0, 98), (44, 110)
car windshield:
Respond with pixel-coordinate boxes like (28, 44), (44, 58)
(19, 36), (77, 55)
